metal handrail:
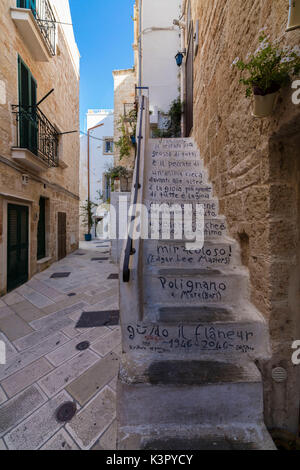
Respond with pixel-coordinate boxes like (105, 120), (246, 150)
(12, 104), (59, 167)
(122, 95), (145, 283)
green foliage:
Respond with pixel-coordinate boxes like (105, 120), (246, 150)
(114, 116), (131, 159)
(80, 199), (97, 234)
(115, 108), (137, 159)
(232, 33), (300, 97)
(152, 98), (183, 138)
(105, 165), (130, 180)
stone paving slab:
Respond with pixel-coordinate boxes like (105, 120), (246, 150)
(17, 285), (55, 309)
(90, 329), (121, 357)
(66, 386), (116, 450)
(66, 352), (120, 406)
(0, 332), (18, 359)
(45, 328), (109, 367)
(0, 299), (5, 308)
(10, 300), (46, 323)
(40, 429), (80, 450)
(13, 318), (74, 352)
(0, 332), (69, 381)
(0, 314), (34, 342)
(2, 292), (24, 306)
(26, 279), (63, 301)
(92, 420), (117, 450)
(38, 350), (100, 397)
(4, 391), (75, 450)
(41, 297), (82, 315)
(0, 306), (14, 320)
(29, 302), (88, 331)
(0, 384), (47, 438)
(0, 438), (6, 450)
(1, 358), (54, 398)
(61, 323), (84, 339)
(0, 385), (7, 405)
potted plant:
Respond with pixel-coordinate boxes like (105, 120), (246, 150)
(287, 0), (300, 31)
(80, 199), (96, 241)
(105, 166), (130, 193)
(232, 33), (300, 117)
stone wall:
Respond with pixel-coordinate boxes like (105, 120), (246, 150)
(185, 0), (300, 432)
(0, 0), (80, 294)
(113, 68), (137, 170)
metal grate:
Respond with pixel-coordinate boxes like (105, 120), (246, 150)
(12, 104), (59, 168)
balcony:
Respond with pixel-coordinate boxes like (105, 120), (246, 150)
(11, 0), (56, 62)
(12, 105), (59, 172)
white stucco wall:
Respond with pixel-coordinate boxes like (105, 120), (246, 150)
(51, 0), (80, 76)
(141, 0), (181, 114)
(80, 110), (114, 237)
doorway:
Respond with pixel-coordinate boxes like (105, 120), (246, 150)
(7, 204), (29, 292)
(57, 212), (66, 260)
(37, 197), (46, 260)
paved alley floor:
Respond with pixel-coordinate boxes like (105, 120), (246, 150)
(0, 240), (121, 450)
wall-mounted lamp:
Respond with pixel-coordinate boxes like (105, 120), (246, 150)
(173, 19), (187, 29)
(175, 51), (185, 67)
(287, 0), (300, 31)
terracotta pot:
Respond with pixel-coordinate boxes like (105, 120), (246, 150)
(287, 0), (300, 31)
(252, 91), (279, 118)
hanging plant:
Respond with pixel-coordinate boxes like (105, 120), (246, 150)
(115, 109), (137, 159)
(232, 32), (300, 117)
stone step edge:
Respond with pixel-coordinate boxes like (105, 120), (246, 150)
(117, 423), (276, 450)
(119, 358), (261, 386)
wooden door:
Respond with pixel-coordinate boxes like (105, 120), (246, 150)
(37, 197), (46, 260)
(57, 212), (67, 260)
(7, 204), (29, 292)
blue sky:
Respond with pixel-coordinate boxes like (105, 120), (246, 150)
(69, 0), (135, 132)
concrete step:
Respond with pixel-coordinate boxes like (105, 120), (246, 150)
(121, 305), (269, 360)
(117, 422), (276, 450)
(145, 182), (214, 202)
(147, 168), (208, 184)
(148, 216), (227, 241)
(144, 238), (239, 269)
(149, 138), (197, 152)
(118, 359), (264, 427)
(143, 267), (248, 308)
(146, 199), (220, 218)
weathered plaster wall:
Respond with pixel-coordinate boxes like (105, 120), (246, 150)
(186, 0), (300, 432)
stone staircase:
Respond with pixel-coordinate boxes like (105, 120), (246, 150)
(117, 136), (275, 450)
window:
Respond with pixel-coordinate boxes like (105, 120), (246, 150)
(17, 0), (37, 17)
(18, 56), (38, 154)
(104, 138), (114, 155)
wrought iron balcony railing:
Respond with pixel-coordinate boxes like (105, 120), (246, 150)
(12, 104), (59, 168)
(17, 0), (56, 56)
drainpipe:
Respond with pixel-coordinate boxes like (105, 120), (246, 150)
(87, 123), (104, 232)
(138, 0), (142, 95)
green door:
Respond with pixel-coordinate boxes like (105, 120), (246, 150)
(18, 56), (38, 154)
(37, 197), (46, 260)
(7, 204), (29, 292)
